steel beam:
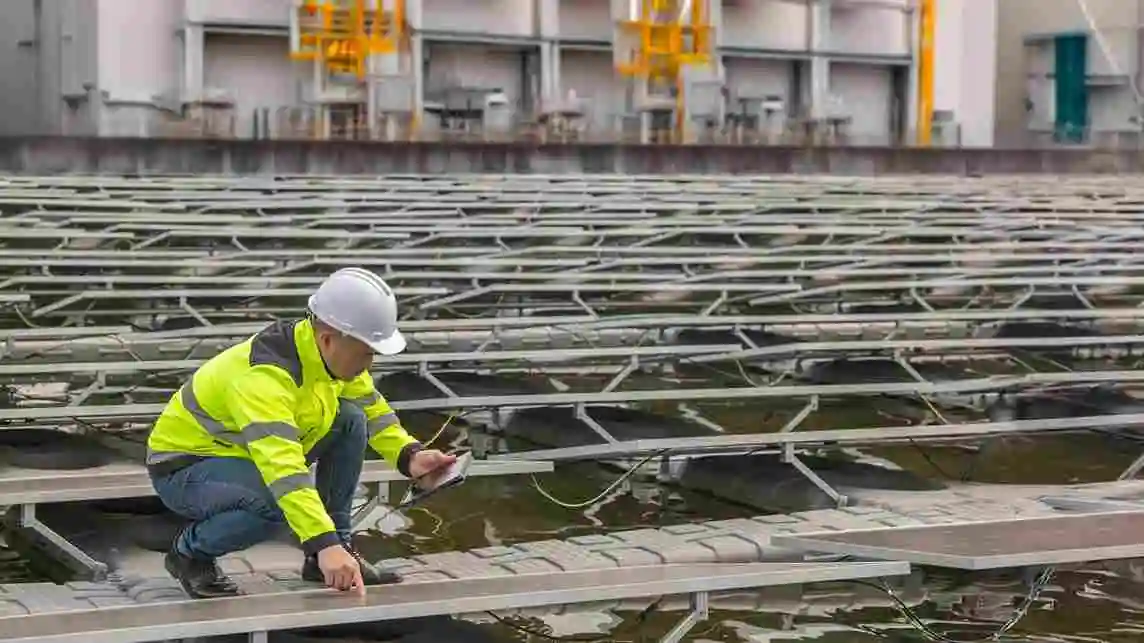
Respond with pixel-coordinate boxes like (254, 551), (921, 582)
(0, 344), (742, 380)
(6, 370), (1144, 425)
(489, 413), (1144, 462)
(0, 561), (910, 643)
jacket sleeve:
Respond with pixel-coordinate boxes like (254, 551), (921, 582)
(225, 365), (341, 555)
(341, 372), (422, 477)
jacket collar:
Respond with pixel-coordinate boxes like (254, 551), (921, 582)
(295, 318), (336, 384)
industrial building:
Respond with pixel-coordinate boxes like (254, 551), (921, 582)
(995, 0), (1144, 147)
(0, 0), (996, 146)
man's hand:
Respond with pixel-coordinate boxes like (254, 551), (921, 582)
(409, 448), (457, 478)
(318, 544), (365, 596)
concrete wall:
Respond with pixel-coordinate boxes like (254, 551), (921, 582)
(0, 1), (48, 136)
(558, 0), (611, 41)
(185, 0), (287, 25)
(0, 0), (981, 145)
(934, 0), (998, 146)
(994, 0), (1144, 146)
(722, 1), (808, 51)
(95, 0), (181, 137)
(829, 3), (909, 56)
(1, 138), (1139, 176)
(203, 34), (303, 139)
(716, 0), (910, 143)
(0, 0), (99, 136)
(831, 63), (894, 140)
(425, 43), (525, 103)
(424, 0), (533, 36)
(558, 50), (623, 131)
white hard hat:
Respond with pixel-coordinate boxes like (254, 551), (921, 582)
(307, 267), (406, 355)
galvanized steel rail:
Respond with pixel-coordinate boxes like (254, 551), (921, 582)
(0, 561), (911, 643)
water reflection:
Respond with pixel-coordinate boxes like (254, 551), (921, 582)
(0, 540), (39, 583)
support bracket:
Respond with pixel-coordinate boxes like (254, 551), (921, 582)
(575, 404), (619, 443)
(179, 296), (212, 327)
(658, 591), (709, 643)
(17, 504), (109, 581)
(351, 481), (392, 531)
(1118, 451), (1144, 481)
(69, 371), (107, 406)
(781, 444), (848, 508)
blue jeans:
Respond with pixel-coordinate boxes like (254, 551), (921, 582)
(150, 400), (367, 560)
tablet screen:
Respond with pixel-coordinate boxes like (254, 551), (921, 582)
(411, 451), (473, 495)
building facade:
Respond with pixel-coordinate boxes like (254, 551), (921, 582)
(0, 0), (997, 146)
(995, 0), (1144, 147)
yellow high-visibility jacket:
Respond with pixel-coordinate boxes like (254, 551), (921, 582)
(146, 318), (420, 554)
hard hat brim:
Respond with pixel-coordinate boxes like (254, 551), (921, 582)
(366, 329), (407, 356)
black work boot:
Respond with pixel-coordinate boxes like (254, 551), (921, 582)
(302, 541), (402, 586)
(164, 545), (241, 599)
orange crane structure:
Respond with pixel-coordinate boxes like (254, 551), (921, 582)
(915, 0), (934, 145)
(613, 0), (715, 142)
(288, 0), (415, 138)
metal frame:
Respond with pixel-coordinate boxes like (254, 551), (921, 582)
(489, 413), (1144, 462)
(5, 173), (1144, 636)
(0, 344), (742, 381)
(490, 413), (1144, 508)
(0, 561), (911, 643)
(8, 175), (1144, 328)
(6, 369), (1144, 426)
(6, 306), (1144, 346)
(0, 459), (553, 581)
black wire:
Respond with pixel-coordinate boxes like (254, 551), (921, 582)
(846, 574), (1050, 643)
(906, 437), (973, 482)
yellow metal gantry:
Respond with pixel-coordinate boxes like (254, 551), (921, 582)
(290, 0), (406, 80)
(615, 0), (714, 140)
(915, 0), (935, 145)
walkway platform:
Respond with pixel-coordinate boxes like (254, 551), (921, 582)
(0, 561), (912, 643)
(772, 511), (1144, 570)
(0, 479), (1139, 620)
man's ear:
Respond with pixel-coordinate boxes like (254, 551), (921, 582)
(314, 326), (333, 349)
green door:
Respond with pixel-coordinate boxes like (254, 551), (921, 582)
(1054, 34), (1088, 143)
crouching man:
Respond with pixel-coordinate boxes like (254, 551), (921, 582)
(146, 267), (455, 598)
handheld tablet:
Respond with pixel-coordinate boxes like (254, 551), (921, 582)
(396, 451), (474, 509)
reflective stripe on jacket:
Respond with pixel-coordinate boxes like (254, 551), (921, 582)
(146, 318), (421, 554)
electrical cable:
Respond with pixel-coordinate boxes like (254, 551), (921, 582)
(848, 566), (1056, 643)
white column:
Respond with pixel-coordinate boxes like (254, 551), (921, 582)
(904, 5), (919, 141)
(407, 0), (425, 118)
(537, 0), (560, 107)
(710, 0), (726, 125)
(182, 24), (204, 103)
(809, 0), (831, 120)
